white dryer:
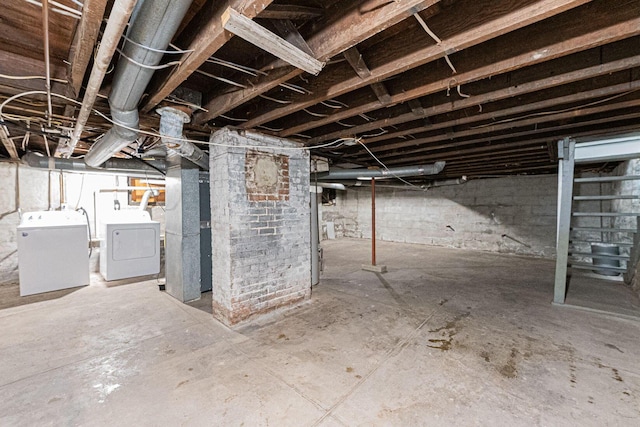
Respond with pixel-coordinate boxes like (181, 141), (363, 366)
(100, 210), (160, 281)
(17, 210), (90, 296)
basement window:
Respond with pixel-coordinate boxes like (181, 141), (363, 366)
(128, 177), (165, 206)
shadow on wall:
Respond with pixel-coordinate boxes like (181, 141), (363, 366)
(321, 175), (558, 258)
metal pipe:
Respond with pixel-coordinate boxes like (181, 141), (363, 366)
(316, 161), (446, 181)
(158, 107), (209, 169)
(311, 190), (320, 286)
(371, 177), (376, 266)
(84, 0), (194, 167)
(312, 182), (346, 191)
(23, 151), (165, 175)
(41, 0), (53, 127)
(65, 0), (138, 157)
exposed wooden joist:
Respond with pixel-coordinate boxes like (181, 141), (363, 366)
(281, 3), (640, 136)
(243, 0), (593, 132)
(407, 99), (425, 116)
(270, 19), (315, 56)
(141, 0), (273, 114)
(222, 8), (324, 75)
(258, 4), (324, 21)
(375, 122), (640, 167)
(310, 53), (640, 144)
(375, 111), (640, 165)
(357, 78), (640, 149)
(65, 0), (109, 97)
(343, 47), (391, 105)
(194, 0), (440, 124)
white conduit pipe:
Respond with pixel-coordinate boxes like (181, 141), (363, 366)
(64, 0), (139, 157)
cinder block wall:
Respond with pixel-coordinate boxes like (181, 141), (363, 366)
(323, 175), (558, 257)
(210, 129), (311, 325)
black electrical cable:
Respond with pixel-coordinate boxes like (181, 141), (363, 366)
(130, 155), (167, 176)
(76, 207), (92, 258)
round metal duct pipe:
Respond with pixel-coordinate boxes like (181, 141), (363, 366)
(315, 161), (446, 181)
(84, 0), (194, 168)
(23, 152), (165, 176)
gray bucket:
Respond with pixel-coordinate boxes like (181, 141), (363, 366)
(590, 243), (620, 276)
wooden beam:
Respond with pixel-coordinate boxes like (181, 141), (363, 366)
(374, 122), (640, 166)
(281, 3), (640, 136)
(361, 78), (640, 147)
(258, 4), (324, 21)
(310, 53), (640, 144)
(407, 99), (425, 116)
(244, 0), (594, 132)
(66, 0), (109, 97)
(343, 47), (392, 106)
(0, 125), (19, 159)
(370, 111), (640, 165)
(194, 0), (440, 124)
(141, 0), (273, 114)
(222, 8), (324, 75)
(271, 19), (314, 56)
(370, 83), (392, 105)
(343, 47), (371, 79)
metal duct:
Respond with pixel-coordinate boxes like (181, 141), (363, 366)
(84, 0), (194, 168)
(313, 182), (347, 191)
(315, 161), (446, 181)
(158, 107), (209, 170)
(23, 152), (165, 175)
(424, 176), (467, 189)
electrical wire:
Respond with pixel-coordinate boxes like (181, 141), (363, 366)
(357, 140), (420, 188)
(77, 207), (92, 257)
(471, 88), (640, 129)
(120, 36), (194, 55)
(206, 57), (268, 76)
(0, 91), (352, 153)
(303, 108), (329, 117)
(0, 74), (68, 84)
(116, 48), (182, 70)
(195, 69), (247, 88)
(413, 12), (457, 75)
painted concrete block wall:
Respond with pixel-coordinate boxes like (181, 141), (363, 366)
(209, 129), (311, 325)
(0, 162), (61, 284)
(323, 175), (558, 257)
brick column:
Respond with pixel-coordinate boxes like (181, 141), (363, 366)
(209, 128), (311, 325)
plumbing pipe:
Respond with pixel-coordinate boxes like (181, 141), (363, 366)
(64, 0), (138, 157)
(316, 161), (446, 181)
(41, 0), (53, 127)
(139, 188), (159, 210)
(313, 182), (346, 191)
(423, 176), (468, 189)
(84, 0), (194, 167)
(311, 190), (320, 286)
(158, 107), (209, 170)
(23, 151), (165, 175)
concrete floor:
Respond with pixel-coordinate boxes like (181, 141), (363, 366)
(1, 238), (639, 426)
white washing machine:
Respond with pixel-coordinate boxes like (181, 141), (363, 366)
(100, 210), (160, 281)
(17, 210), (90, 296)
